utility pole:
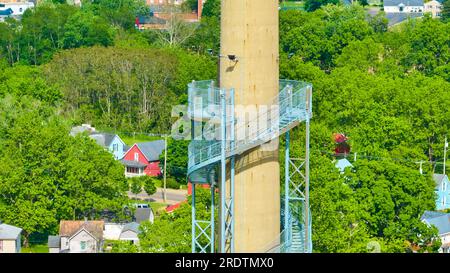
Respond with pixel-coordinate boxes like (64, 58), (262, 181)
(146, 132), (169, 203)
(163, 135), (168, 203)
(444, 136), (448, 175)
(416, 161), (424, 175)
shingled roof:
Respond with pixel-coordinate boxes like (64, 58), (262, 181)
(90, 133), (116, 148)
(122, 222), (140, 234)
(433, 174), (449, 190)
(134, 208), (154, 224)
(136, 140), (165, 161)
(423, 213), (450, 235)
(0, 223), (22, 240)
(421, 210), (447, 221)
(59, 220), (104, 240)
(384, 0), (424, 6)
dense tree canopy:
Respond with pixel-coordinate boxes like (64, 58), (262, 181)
(43, 46), (216, 133)
(0, 94), (129, 246)
(0, 2), (115, 65)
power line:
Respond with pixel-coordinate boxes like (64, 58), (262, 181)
(86, 127), (450, 173)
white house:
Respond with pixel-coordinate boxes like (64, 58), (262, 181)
(118, 222), (140, 245)
(0, 2), (34, 16)
(0, 222), (22, 253)
(424, 0), (443, 17)
(384, 0), (424, 13)
(57, 220), (104, 253)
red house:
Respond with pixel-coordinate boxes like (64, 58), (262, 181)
(121, 140), (165, 177)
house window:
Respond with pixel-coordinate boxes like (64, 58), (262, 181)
(80, 241), (86, 250)
(134, 153), (139, 161)
(127, 167), (141, 174)
(113, 144), (118, 152)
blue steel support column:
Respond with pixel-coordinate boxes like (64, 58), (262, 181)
(191, 81), (197, 254)
(284, 131), (290, 249)
(304, 86), (312, 253)
(191, 183), (196, 253)
(220, 89), (227, 253)
(211, 181), (215, 253)
(230, 88), (235, 253)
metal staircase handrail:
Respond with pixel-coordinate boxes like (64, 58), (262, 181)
(187, 81), (311, 181)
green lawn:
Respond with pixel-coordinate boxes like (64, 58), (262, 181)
(120, 134), (162, 146)
(128, 199), (168, 215)
(149, 202), (168, 213)
(280, 1), (304, 10)
(21, 244), (48, 253)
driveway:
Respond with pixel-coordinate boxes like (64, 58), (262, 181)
(128, 187), (187, 205)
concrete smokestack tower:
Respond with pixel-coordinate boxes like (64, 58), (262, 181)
(220, 0), (280, 252)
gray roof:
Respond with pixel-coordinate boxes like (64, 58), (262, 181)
(433, 174), (449, 190)
(421, 210), (447, 221)
(134, 208), (154, 224)
(123, 144), (130, 152)
(384, 0), (424, 6)
(90, 133), (116, 148)
(136, 140), (165, 161)
(121, 159), (147, 168)
(48, 235), (60, 248)
(70, 124), (96, 136)
(122, 222), (140, 234)
(385, 12), (423, 26)
(423, 214), (450, 235)
(0, 223), (22, 239)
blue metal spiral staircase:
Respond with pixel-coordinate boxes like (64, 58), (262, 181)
(187, 79), (313, 253)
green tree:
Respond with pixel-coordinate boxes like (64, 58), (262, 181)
(304, 0), (339, 12)
(44, 46), (216, 132)
(82, 0), (149, 30)
(130, 177), (143, 198)
(138, 187), (214, 252)
(143, 176), (157, 196)
(442, 0), (450, 22)
(202, 0), (220, 18)
(182, 0), (199, 12)
(109, 240), (139, 253)
(62, 10), (115, 49)
(160, 138), (189, 184)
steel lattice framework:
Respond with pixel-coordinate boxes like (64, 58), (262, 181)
(188, 80), (312, 253)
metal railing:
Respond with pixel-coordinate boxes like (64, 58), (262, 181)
(187, 80), (312, 182)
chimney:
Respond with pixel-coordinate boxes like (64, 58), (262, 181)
(197, 0), (203, 20)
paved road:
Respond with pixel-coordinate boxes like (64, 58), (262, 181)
(127, 188), (187, 205)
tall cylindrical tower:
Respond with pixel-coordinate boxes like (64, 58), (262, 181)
(220, 0), (280, 252)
